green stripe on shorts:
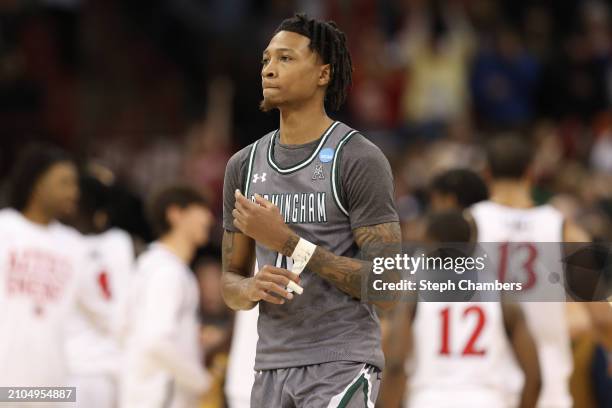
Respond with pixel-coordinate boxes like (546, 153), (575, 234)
(337, 374), (367, 408)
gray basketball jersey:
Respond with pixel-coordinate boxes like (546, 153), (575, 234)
(244, 121), (384, 371)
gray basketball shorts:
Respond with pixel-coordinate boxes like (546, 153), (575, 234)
(250, 361), (381, 408)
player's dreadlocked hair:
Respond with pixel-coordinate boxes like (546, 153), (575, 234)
(275, 13), (353, 111)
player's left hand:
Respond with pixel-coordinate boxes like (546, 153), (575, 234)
(233, 190), (296, 254)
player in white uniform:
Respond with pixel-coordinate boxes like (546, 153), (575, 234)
(380, 211), (541, 408)
(65, 175), (136, 408)
(0, 144), (107, 407)
(120, 186), (212, 408)
(470, 135), (612, 408)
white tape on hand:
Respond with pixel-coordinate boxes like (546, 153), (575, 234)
(285, 237), (317, 295)
(286, 280), (304, 295)
(290, 238), (317, 275)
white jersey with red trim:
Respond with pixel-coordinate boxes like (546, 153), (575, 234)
(470, 200), (572, 408)
(0, 209), (89, 387)
(407, 302), (512, 407)
(65, 228), (135, 376)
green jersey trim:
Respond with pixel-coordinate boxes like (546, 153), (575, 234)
(244, 140), (260, 197)
(331, 130), (359, 217)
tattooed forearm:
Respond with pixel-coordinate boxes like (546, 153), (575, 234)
(304, 222), (402, 307)
(307, 246), (370, 299)
(280, 234), (300, 257)
(221, 231), (258, 310)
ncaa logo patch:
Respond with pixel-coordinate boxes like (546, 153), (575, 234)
(319, 147), (334, 163)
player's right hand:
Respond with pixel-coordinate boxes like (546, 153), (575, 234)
(246, 265), (301, 304)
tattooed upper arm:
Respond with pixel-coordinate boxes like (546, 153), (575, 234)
(355, 222), (403, 307)
(354, 222), (402, 260)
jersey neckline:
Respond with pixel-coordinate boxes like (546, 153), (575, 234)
(267, 121), (340, 174)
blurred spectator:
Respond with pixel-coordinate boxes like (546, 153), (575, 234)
(399, 0), (474, 137)
(539, 32), (608, 121)
(522, 5), (554, 61)
(470, 26), (539, 128)
(183, 77), (234, 215)
(531, 120), (564, 183)
(348, 26), (403, 132)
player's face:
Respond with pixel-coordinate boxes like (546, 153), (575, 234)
(181, 204), (214, 247)
(33, 162), (79, 219)
(260, 31), (330, 111)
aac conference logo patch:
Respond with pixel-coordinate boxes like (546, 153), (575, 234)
(319, 147), (334, 163)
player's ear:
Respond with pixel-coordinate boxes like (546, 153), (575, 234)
(318, 64), (331, 86)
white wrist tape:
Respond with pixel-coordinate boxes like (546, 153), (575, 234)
(285, 238), (317, 295)
(290, 238), (317, 275)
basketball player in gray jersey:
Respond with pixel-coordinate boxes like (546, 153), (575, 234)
(221, 13), (401, 408)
